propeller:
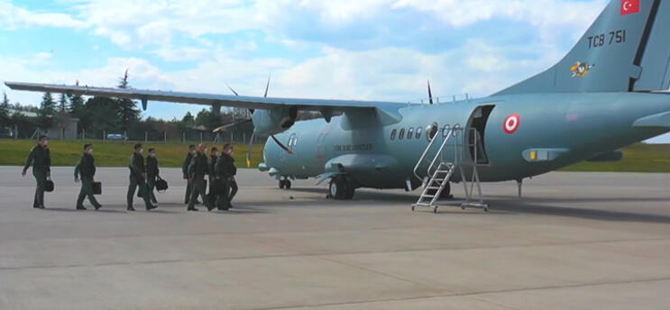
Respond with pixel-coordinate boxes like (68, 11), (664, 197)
(427, 80), (434, 104)
(224, 75), (293, 168)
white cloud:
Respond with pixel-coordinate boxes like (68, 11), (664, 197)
(0, 1), (86, 29)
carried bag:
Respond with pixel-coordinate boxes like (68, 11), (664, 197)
(44, 179), (55, 192)
(137, 183), (150, 198)
(92, 182), (102, 195)
(155, 177), (168, 193)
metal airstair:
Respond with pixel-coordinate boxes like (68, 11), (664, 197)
(412, 127), (489, 213)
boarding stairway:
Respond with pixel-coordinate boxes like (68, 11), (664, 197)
(412, 128), (489, 213)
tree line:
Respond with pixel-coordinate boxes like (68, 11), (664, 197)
(0, 72), (258, 141)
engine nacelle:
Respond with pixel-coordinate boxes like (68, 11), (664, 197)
(252, 107), (298, 135)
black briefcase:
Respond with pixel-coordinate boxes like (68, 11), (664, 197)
(92, 182), (102, 195)
(44, 180), (55, 192)
(155, 177), (168, 193)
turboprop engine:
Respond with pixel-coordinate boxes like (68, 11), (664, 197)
(252, 106), (298, 136)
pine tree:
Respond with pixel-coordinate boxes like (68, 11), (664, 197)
(0, 92), (10, 127)
(58, 93), (68, 113)
(182, 111), (195, 125)
(116, 69), (140, 131)
(38, 92), (55, 130)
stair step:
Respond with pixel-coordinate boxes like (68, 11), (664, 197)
(420, 195), (435, 198)
(426, 186), (441, 190)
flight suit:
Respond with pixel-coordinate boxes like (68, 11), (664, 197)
(215, 154), (237, 210)
(187, 153), (210, 210)
(183, 152), (198, 204)
(146, 155), (159, 204)
(127, 153), (154, 210)
(208, 155), (219, 206)
(23, 144), (51, 208)
(75, 152), (102, 209)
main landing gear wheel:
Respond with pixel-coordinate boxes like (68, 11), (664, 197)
(440, 182), (452, 199)
(329, 176), (355, 200)
(279, 179), (292, 189)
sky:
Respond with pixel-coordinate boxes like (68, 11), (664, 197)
(1, 0), (668, 143)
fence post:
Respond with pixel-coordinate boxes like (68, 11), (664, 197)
(145, 131), (148, 143)
(243, 133), (246, 144)
(164, 131), (167, 145)
(182, 132), (185, 143)
(103, 130), (106, 142)
(124, 131), (127, 144)
(200, 132), (203, 143)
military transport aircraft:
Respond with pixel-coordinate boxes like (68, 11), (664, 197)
(6, 0), (670, 211)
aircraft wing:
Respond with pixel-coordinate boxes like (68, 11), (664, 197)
(4, 82), (406, 115)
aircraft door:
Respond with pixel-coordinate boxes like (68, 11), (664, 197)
(465, 105), (495, 165)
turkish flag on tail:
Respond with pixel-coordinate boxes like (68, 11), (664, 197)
(621, 0), (640, 15)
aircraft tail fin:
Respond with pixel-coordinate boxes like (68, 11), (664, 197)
(496, 0), (670, 95)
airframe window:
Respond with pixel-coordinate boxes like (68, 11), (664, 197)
(399, 128), (405, 140)
(427, 123), (438, 141)
(415, 126), (422, 139)
(407, 128), (414, 140)
(442, 125), (450, 137)
(390, 129), (397, 140)
(453, 124), (461, 137)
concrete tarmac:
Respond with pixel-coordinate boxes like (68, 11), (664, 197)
(0, 166), (669, 309)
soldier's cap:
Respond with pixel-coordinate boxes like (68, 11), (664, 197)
(148, 148), (155, 152)
(83, 144), (92, 150)
(188, 144), (196, 149)
(38, 135), (48, 140)
(134, 143), (143, 150)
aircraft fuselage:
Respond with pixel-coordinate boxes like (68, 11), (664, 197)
(263, 92), (670, 190)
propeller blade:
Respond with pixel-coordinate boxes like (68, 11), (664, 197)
(246, 133), (255, 168)
(427, 80), (434, 104)
(226, 84), (239, 97)
(264, 74), (271, 98)
(271, 135), (294, 155)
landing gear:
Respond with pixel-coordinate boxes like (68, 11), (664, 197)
(440, 182), (452, 199)
(279, 178), (292, 190)
(329, 176), (355, 200)
(516, 179), (523, 198)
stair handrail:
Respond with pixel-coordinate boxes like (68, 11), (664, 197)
(413, 130), (444, 181)
(426, 128), (457, 177)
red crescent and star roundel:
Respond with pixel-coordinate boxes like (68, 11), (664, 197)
(504, 114), (521, 134)
(621, 0), (640, 15)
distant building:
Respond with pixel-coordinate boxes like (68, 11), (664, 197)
(6, 109), (79, 140)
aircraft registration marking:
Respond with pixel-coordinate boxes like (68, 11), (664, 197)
(504, 114), (521, 134)
(587, 30), (626, 49)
